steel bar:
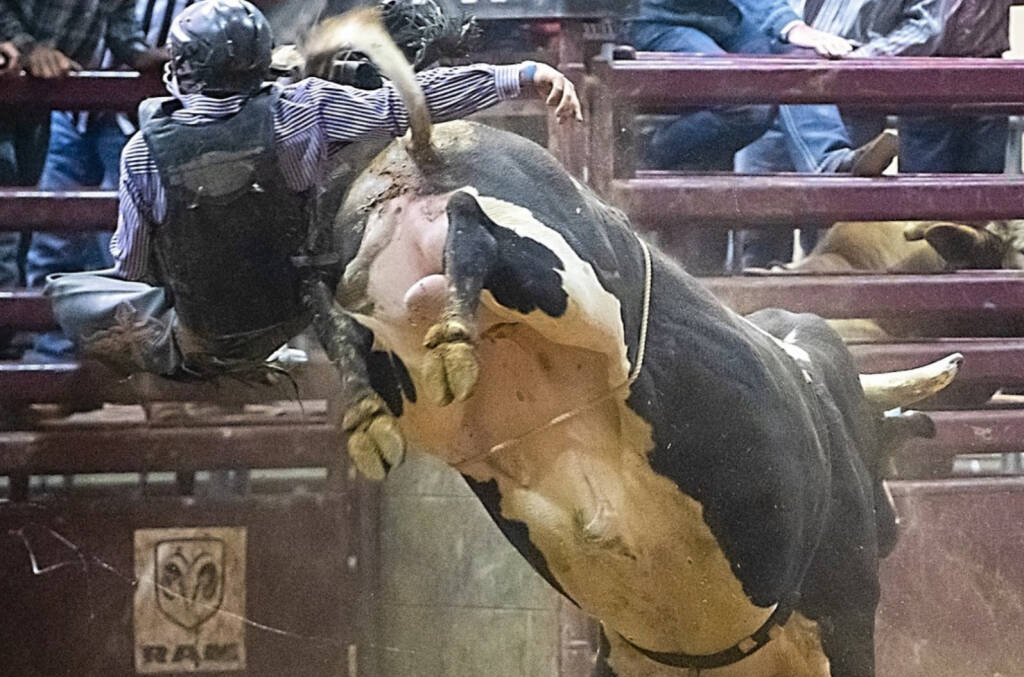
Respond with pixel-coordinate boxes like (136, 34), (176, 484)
(0, 190), (117, 231)
(615, 173), (1024, 227)
(592, 55), (1024, 107)
(0, 71), (163, 110)
(0, 422), (337, 478)
(702, 271), (1024, 318)
(902, 410), (1024, 457)
(438, 0), (630, 19)
(1, 289), (53, 330)
(0, 359), (337, 404)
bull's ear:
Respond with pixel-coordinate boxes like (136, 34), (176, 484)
(922, 222), (1004, 269)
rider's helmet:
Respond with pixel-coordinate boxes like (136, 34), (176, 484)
(168, 0), (273, 95)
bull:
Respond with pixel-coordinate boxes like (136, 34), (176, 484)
(297, 11), (962, 676)
(785, 219), (1024, 276)
(777, 220), (1024, 346)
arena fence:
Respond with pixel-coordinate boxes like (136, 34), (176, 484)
(4, 6), (1024, 674)
(590, 49), (1024, 475)
(0, 6), (614, 676)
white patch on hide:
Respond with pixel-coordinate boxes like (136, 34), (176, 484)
(456, 187), (632, 387)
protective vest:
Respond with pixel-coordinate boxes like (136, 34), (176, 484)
(140, 85), (311, 366)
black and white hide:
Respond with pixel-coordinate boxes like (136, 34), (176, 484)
(300, 11), (963, 677)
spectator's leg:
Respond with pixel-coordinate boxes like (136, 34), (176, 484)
(0, 119), (20, 290)
(898, 115), (957, 173)
(630, 22), (776, 170)
(0, 111), (49, 355)
(724, 15), (863, 174)
(777, 104), (859, 173)
(25, 112), (105, 360)
(959, 116), (1008, 174)
(733, 123), (796, 268)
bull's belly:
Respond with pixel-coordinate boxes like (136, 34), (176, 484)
(387, 321), (775, 657)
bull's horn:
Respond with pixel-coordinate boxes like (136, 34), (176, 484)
(304, 9), (432, 155)
(860, 352), (964, 409)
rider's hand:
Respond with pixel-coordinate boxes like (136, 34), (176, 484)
(521, 61), (584, 123)
(785, 22), (854, 59)
(25, 45), (81, 78)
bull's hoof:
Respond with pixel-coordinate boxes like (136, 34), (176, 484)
(342, 394), (405, 480)
(422, 319), (480, 406)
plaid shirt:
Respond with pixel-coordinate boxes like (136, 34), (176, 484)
(793, 0), (945, 56)
(937, 0), (1011, 57)
(111, 65), (523, 280)
(0, 0), (146, 66)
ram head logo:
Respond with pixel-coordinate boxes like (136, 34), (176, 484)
(154, 538), (226, 630)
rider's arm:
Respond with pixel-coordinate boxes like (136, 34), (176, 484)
(291, 63), (522, 145)
(110, 134), (160, 281)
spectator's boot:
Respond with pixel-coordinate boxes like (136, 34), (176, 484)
(846, 131), (899, 176)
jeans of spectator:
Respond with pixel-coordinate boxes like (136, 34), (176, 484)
(899, 115), (1008, 173)
(0, 110), (50, 353)
(25, 112), (124, 359)
(732, 113), (887, 268)
(0, 110), (50, 290)
(629, 18), (853, 173)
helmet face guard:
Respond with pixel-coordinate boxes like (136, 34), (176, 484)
(169, 0), (273, 95)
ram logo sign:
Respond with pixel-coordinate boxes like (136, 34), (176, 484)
(134, 527), (247, 673)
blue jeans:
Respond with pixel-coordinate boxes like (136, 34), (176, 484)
(630, 18), (854, 173)
(899, 115), (1008, 173)
(0, 110), (50, 290)
(733, 113), (886, 265)
(26, 112), (125, 358)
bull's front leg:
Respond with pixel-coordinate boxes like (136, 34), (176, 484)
(421, 191), (498, 406)
(304, 276), (404, 480)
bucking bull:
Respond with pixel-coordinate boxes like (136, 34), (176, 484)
(291, 11), (963, 677)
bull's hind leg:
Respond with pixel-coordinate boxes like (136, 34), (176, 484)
(422, 191), (498, 405)
(430, 190), (635, 393)
(305, 277), (404, 479)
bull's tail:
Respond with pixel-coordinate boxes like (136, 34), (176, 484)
(304, 8), (432, 157)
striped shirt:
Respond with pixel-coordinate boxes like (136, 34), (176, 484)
(111, 64), (523, 280)
(792, 0), (945, 56)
